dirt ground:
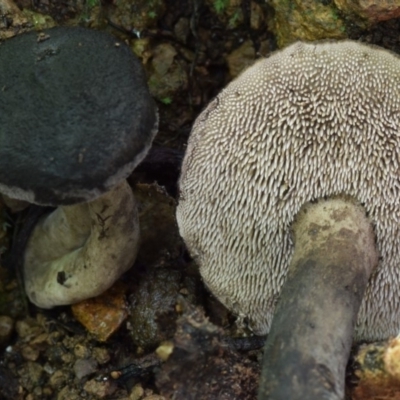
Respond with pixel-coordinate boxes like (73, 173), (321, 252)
(2, 1), (400, 399)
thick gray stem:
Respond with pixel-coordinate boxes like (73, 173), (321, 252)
(258, 198), (378, 400)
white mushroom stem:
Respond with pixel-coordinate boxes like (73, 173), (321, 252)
(23, 180), (139, 308)
(259, 198), (378, 400)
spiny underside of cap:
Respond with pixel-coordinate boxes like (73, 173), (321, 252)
(177, 40), (400, 342)
(0, 26), (157, 206)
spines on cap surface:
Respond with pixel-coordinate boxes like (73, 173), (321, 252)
(177, 40), (400, 341)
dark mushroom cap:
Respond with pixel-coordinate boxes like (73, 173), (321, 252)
(0, 27), (157, 206)
(177, 40), (400, 342)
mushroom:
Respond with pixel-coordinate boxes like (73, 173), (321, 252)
(0, 27), (158, 307)
(177, 40), (400, 398)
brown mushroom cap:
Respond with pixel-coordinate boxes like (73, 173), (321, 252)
(177, 40), (400, 342)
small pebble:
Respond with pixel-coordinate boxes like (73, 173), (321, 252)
(21, 345), (40, 361)
(74, 343), (90, 359)
(92, 347), (110, 365)
(74, 358), (98, 380)
(83, 378), (116, 398)
(15, 318), (42, 339)
(155, 341), (174, 361)
(130, 384), (144, 400)
(61, 352), (74, 364)
(71, 283), (128, 342)
(49, 370), (68, 388)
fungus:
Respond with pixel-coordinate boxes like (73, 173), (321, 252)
(0, 27), (157, 307)
(177, 40), (400, 398)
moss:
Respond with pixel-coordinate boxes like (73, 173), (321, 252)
(270, 0), (347, 47)
(214, 0), (230, 14)
(161, 97), (172, 105)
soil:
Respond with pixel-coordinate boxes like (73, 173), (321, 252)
(1, 1), (400, 399)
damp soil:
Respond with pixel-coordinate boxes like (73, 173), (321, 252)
(1, 1), (400, 399)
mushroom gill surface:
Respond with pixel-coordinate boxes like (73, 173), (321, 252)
(177, 40), (400, 342)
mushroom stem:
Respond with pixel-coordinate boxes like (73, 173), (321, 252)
(258, 198), (378, 400)
(23, 180), (139, 308)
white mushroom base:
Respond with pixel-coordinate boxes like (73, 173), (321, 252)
(23, 180), (139, 308)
